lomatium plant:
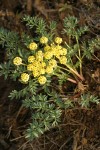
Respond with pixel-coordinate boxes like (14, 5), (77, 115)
(0, 16), (100, 140)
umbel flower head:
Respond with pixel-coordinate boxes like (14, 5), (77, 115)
(40, 36), (48, 44)
(29, 42), (37, 50)
(27, 64), (34, 71)
(13, 57), (22, 66)
(59, 56), (67, 64)
(46, 66), (54, 74)
(21, 73), (29, 83)
(38, 76), (47, 85)
(49, 59), (57, 68)
(55, 37), (62, 44)
(12, 36), (68, 85)
(28, 56), (35, 63)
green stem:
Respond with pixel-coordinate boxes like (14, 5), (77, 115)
(22, 63), (27, 66)
(54, 70), (77, 84)
(76, 36), (83, 76)
(66, 64), (84, 80)
(57, 65), (84, 81)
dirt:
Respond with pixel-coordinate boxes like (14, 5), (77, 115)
(0, 0), (100, 150)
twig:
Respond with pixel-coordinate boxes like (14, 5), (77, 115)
(10, 135), (25, 142)
(27, 0), (32, 14)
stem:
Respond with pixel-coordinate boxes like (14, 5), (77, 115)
(65, 42), (70, 48)
(58, 65), (84, 81)
(67, 78), (77, 84)
(76, 36), (83, 76)
(22, 63), (27, 66)
(54, 70), (77, 84)
(66, 64), (84, 80)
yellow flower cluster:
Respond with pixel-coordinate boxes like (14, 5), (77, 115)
(49, 59), (57, 68)
(28, 56), (35, 63)
(46, 66), (53, 74)
(27, 64), (34, 71)
(44, 45), (50, 51)
(43, 42), (67, 65)
(36, 50), (43, 61)
(29, 42), (37, 50)
(13, 36), (67, 85)
(21, 73), (29, 83)
(44, 51), (53, 60)
(38, 76), (47, 85)
(13, 57), (22, 66)
(55, 37), (62, 44)
(59, 56), (67, 65)
(40, 36), (48, 44)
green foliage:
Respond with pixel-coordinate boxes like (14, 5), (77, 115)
(0, 15), (99, 140)
(22, 92), (62, 139)
(23, 15), (57, 40)
(80, 93), (100, 108)
(9, 80), (38, 100)
(63, 16), (88, 38)
(0, 27), (20, 50)
(0, 62), (11, 79)
(82, 37), (100, 59)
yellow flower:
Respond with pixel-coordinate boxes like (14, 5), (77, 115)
(40, 68), (45, 75)
(55, 37), (62, 44)
(54, 49), (61, 58)
(46, 66), (53, 74)
(33, 60), (40, 68)
(29, 42), (37, 50)
(59, 56), (67, 65)
(53, 45), (62, 56)
(41, 61), (46, 68)
(33, 69), (40, 77)
(40, 36), (48, 44)
(21, 73), (29, 82)
(50, 47), (57, 55)
(44, 51), (53, 60)
(49, 59), (57, 68)
(37, 50), (43, 55)
(38, 76), (47, 84)
(36, 51), (43, 61)
(61, 48), (67, 55)
(55, 45), (62, 50)
(28, 56), (35, 63)
(13, 57), (22, 66)
(44, 45), (50, 51)
(27, 64), (34, 71)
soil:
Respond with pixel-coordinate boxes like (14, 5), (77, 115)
(0, 0), (100, 150)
